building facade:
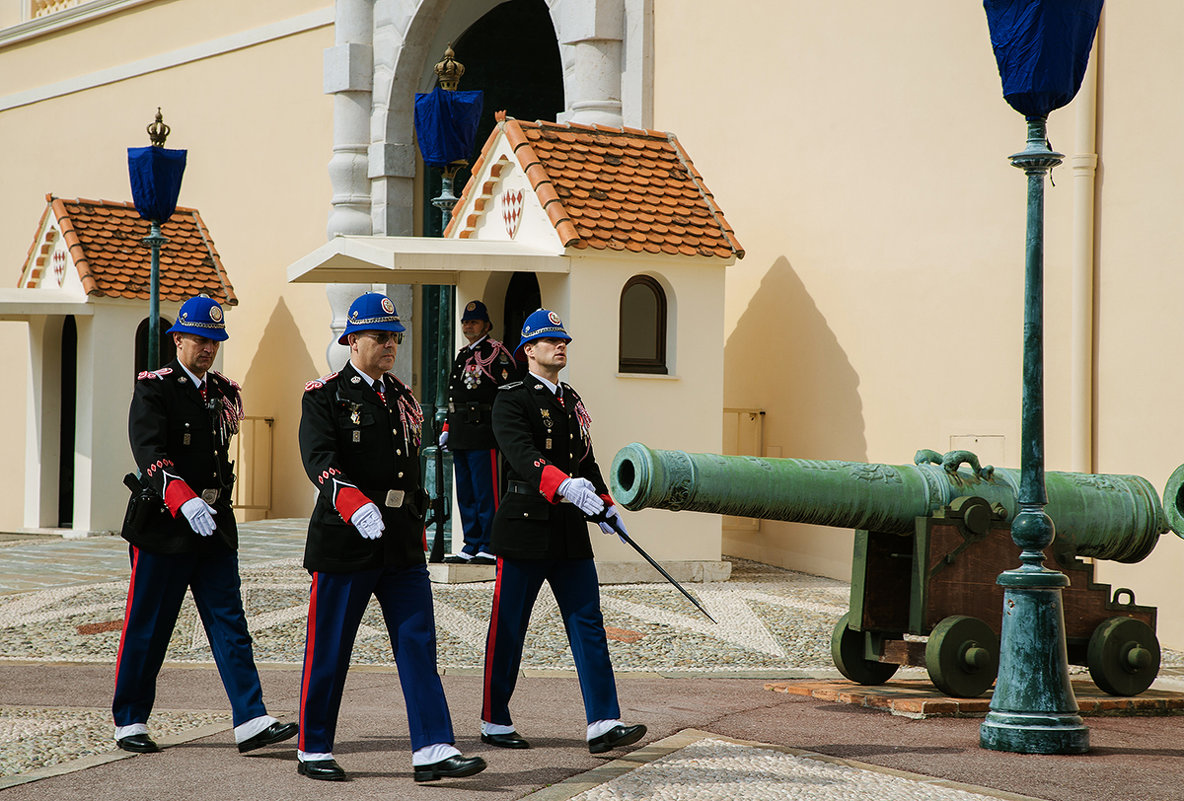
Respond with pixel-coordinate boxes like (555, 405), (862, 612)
(2, 1), (1184, 646)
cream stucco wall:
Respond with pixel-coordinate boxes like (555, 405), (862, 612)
(0, 1), (335, 528)
(652, 1), (1184, 645)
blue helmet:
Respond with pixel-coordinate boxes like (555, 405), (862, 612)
(167, 294), (228, 341)
(339, 292), (406, 345)
(461, 300), (490, 322)
(516, 308), (571, 357)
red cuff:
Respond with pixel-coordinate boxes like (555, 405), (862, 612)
(599, 492), (615, 508)
(540, 465), (568, 502)
(164, 479), (197, 517)
(335, 486), (371, 522)
(442, 422), (449, 432)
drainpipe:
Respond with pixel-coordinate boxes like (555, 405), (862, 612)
(1069, 27), (1101, 474)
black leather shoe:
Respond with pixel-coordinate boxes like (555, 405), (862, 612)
(481, 731), (529, 749)
(443, 554), (472, 564)
(413, 754), (487, 782)
(297, 758), (347, 781)
(116, 734), (161, 754)
(238, 721), (299, 753)
(470, 555), (496, 566)
(588, 724), (647, 754)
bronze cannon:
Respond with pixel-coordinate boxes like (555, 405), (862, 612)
(610, 443), (1184, 697)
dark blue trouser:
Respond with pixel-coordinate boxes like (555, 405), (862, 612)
(113, 545), (266, 727)
(453, 447), (499, 556)
(482, 557), (620, 727)
(298, 563), (454, 753)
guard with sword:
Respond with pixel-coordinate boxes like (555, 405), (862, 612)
(478, 309), (649, 754)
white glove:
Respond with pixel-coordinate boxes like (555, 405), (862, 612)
(350, 502), (385, 540)
(180, 496), (217, 537)
(438, 430), (449, 450)
(558, 477), (605, 516)
(598, 505), (627, 537)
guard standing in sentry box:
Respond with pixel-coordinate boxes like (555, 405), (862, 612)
(479, 309), (646, 754)
(115, 294), (297, 756)
(439, 300), (520, 565)
(296, 292), (486, 783)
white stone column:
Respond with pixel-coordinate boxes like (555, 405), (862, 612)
(23, 316), (60, 529)
(325, 0), (375, 370)
(555, 0), (625, 128)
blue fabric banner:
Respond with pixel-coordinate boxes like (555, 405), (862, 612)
(127, 146), (187, 223)
(414, 87), (484, 167)
(984, 0), (1104, 118)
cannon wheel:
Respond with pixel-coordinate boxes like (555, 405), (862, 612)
(831, 613), (898, 685)
(1087, 616), (1160, 696)
(925, 615), (998, 698)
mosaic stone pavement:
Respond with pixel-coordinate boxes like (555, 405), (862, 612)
(0, 532), (850, 675)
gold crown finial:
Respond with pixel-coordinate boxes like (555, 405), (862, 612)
(434, 44), (465, 91)
(147, 108), (170, 147)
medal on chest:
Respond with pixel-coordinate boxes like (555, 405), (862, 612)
(540, 407), (553, 450)
(347, 402), (363, 442)
(462, 362), (483, 390)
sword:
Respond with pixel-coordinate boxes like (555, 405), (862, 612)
(589, 510), (717, 624)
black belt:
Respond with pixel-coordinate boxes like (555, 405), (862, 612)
(508, 480), (569, 502)
(449, 402), (493, 413)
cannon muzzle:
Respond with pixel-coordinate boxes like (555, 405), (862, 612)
(611, 443), (1182, 563)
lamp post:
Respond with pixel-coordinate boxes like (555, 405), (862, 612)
(128, 108), (187, 370)
(414, 46), (484, 561)
(979, 0), (1103, 755)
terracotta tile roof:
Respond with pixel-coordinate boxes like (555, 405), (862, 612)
(446, 113), (744, 259)
(21, 194), (236, 304)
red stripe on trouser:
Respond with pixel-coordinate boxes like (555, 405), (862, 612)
(298, 573), (319, 751)
(481, 557), (504, 722)
(490, 450), (500, 511)
(113, 546), (140, 695)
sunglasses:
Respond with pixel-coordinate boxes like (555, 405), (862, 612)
(362, 331), (404, 345)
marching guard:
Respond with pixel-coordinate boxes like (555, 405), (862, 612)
(114, 294), (297, 756)
(296, 292), (486, 783)
(479, 309), (647, 754)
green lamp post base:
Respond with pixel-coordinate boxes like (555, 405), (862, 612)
(980, 564), (1089, 754)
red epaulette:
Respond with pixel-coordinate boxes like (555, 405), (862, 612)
(305, 371), (339, 392)
(136, 367), (173, 381)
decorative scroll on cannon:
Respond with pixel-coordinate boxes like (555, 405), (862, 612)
(610, 443), (1184, 698)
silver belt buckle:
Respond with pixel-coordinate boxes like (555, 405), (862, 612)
(201, 488), (219, 504)
(385, 489), (405, 508)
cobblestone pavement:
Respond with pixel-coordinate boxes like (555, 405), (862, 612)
(2, 520), (1180, 800)
(0, 519), (854, 675)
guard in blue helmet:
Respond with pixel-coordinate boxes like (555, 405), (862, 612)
(298, 291), (485, 783)
(116, 294), (298, 755)
(335, 290), (405, 345)
(479, 309), (647, 754)
(514, 307), (571, 359)
(439, 300), (520, 566)
(167, 293), (230, 341)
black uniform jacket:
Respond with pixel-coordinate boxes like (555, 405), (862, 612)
(299, 361), (429, 573)
(126, 360), (240, 554)
(490, 378), (611, 560)
(445, 337), (520, 450)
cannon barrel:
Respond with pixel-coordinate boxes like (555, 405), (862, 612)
(610, 444), (1183, 563)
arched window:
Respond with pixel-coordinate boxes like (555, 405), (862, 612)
(618, 275), (667, 374)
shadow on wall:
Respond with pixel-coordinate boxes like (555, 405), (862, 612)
(725, 256), (866, 463)
(242, 298), (317, 519)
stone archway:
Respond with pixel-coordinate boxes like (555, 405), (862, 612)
(327, 0), (653, 239)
